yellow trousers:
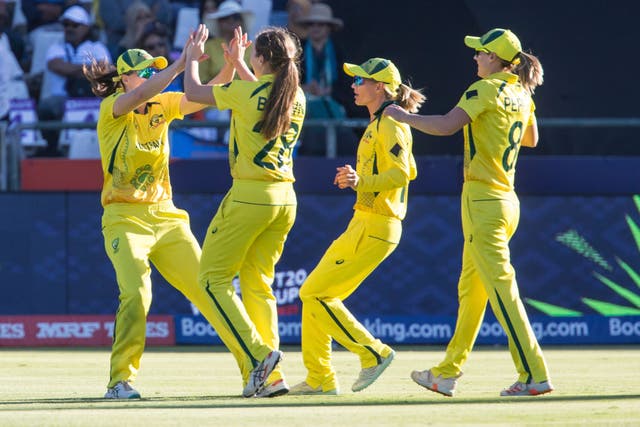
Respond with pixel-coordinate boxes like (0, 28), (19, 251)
(299, 211), (398, 391)
(198, 180), (297, 386)
(102, 200), (203, 388)
(432, 181), (551, 383)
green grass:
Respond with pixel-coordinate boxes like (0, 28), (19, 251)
(1, 346), (639, 426)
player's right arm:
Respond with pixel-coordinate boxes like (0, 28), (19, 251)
(384, 105), (470, 136)
(112, 59), (186, 117)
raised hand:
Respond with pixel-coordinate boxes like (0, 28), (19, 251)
(186, 24), (208, 62)
(225, 26), (252, 66)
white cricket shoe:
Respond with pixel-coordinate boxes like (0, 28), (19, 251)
(255, 379), (290, 398)
(352, 350), (395, 392)
(289, 381), (339, 395)
(243, 350), (283, 397)
(500, 380), (554, 396)
(104, 381), (141, 399)
(411, 369), (461, 397)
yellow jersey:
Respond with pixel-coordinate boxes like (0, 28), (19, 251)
(97, 91), (183, 206)
(354, 102), (417, 220)
(456, 71), (535, 192)
(212, 74), (306, 182)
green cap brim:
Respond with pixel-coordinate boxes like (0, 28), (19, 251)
(343, 62), (369, 78)
(464, 36), (482, 50)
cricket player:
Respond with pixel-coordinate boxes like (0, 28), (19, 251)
(85, 45), (245, 399)
(385, 28), (553, 397)
(290, 58), (425, 395)
(183, 25), (306, 398)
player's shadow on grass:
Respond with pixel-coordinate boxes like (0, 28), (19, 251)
(1, 393), (639, 409)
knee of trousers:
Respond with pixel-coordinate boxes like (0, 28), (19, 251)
(299, 283), (321, 303)
(118, 291), (151, 314)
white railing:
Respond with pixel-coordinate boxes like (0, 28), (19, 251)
(2, 117), (639, 191)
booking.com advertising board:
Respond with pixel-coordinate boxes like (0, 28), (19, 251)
(1, 190), (640, 346)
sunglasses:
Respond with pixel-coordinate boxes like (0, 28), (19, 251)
(136, 67), (159, 79)
(353, 76), (367, 86)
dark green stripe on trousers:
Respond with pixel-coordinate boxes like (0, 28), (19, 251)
(318, 298), (382, 364)
(494, 289), (533, 383)
(205, 281), (259, 367)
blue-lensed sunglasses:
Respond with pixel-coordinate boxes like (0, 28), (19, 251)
(353, 75), (366, 86)
(137, 67), (159, 79)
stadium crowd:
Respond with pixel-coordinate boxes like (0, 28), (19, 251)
(0, 0), (358, 157)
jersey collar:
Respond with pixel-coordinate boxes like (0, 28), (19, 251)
(487, 71), (518, 83)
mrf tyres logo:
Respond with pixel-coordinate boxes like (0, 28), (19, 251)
(35, 321), (169, 339)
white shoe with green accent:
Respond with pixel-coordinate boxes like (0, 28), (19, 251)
(289, 381), (338, 395)
(104, 381), (141, 399)
(352, 350), (395, 392)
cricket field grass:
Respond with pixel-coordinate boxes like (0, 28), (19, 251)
(1, 345), (638, 426)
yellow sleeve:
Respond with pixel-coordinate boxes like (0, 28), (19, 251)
(356, 119), (414, 192)
(159, 92), (185, 122)
(456, 80), (494, 121)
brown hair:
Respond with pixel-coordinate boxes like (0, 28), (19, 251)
(253, 27), (302, 140)
(501, 51), (544, 94)
(385, 83), (426, 114)
(83, 58), (121, 98)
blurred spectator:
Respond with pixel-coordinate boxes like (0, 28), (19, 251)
(0, 1), (28, 120)
(5, 0), (27, 34)
(99, 0), (170, 60)
(0, 0), (26, 63)
(136, 20), (181, 91)
(200, 0), (253, 82)
(24, 0), (64, 97)
(241, 0), (271, 39)
(22, 0), (63, 31)
(36, 5), (110, 156)
(117, 1), (154, 56)
(286, 0), (310, 41)
(296, 2), (356, 155)
(199, 0), (219, 23)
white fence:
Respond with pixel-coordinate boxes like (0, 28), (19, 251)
(1, 117), (640, 191)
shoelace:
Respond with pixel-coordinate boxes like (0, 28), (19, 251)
(505, 382), (526, 393)
(250, 361), (269, 383)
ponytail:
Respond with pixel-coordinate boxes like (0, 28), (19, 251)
(502, 51), (543, 94)
(254, 27), (302, 140)
(83, 58), (122, 98)
(385, 83), (426, 114)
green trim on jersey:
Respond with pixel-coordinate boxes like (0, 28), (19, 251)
(97, 91), (184, 206)
(353, 112), (416, 220)
(212, 75), (306, 182)
(456, 71), (535, 192)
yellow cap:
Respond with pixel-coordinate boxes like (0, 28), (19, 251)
(464, 28), (521, 63)
(116, 49), (168, 76)
(343, 58), (401, 92)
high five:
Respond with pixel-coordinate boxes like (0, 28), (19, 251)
(183, 24), (306, 398)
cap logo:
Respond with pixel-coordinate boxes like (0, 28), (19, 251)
(364, 59), (390, 75)
(480, 29), (504, 45)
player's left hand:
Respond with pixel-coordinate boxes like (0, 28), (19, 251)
(334, 164), (359, 190)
